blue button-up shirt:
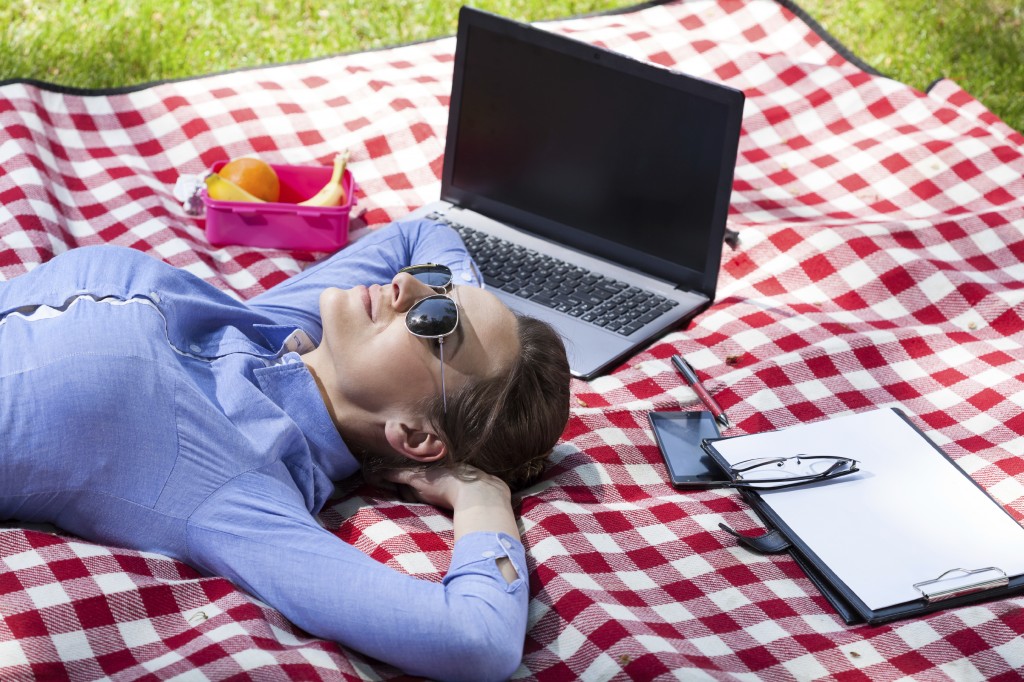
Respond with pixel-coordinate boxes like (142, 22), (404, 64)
(0, 220), (528, 682)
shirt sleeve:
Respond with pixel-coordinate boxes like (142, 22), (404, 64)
(246, 218), (480, 344)
(186, 466), (527, 682)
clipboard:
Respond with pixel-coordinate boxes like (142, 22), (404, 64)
(702, 408), (1024, 625)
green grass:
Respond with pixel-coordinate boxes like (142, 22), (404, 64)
(798, 0), (1023, 133)
(1, 0), (1021, 132)
(0, 0), (637, 85)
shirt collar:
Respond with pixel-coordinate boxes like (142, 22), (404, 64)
(254, 324), (316, 355)
(253, 354), (360, 484)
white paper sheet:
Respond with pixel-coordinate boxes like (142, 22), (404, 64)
(710, 408), (1024, 611)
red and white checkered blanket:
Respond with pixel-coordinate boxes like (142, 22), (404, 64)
(3, 0), (1024, 679)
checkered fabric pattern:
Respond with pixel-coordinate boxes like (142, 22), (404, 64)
(3, 0), (1024, 679)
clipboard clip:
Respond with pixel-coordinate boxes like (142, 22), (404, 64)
(913, 567), (1009, 603)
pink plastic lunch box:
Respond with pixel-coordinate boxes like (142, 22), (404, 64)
(203, 161), (356, 251)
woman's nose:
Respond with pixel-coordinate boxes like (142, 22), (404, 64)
(390, 272), (437, 312)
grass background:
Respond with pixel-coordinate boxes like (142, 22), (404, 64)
(1, 0), (1021, 132)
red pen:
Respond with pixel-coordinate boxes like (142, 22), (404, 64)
(671, 354), (731, 430)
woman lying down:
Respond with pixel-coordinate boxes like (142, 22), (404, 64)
(0, 218), (571, 682)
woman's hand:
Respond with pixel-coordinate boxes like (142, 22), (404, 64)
(384, 465), (521, 583)
(383, 464), (511, 512)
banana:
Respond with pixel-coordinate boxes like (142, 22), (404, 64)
(205, 173), (265, 203)
(298, 150), (349, 207)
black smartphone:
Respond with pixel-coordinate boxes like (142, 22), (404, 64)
(648, 411), (726, 487)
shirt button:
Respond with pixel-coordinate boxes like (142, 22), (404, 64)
(461, 272), (473, 282)
(482, 551), (495, 558)
(501, 539), (512, 549)
(189, 344), (201, 353)
(150, 292), (161, 303)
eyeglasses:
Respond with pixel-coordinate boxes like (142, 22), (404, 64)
(728, 455), (859, 490)
(399, 263), (455, 293)
(399, 264), (459, 413)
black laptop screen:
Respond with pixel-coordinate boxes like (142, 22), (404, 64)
(442, 11), (744, 293)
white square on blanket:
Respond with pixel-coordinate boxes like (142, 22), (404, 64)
(624, 463), (667, 485)
(563, 572), (602, 591)
(835, 259), (883, 290)
(549, 623), (587, 659)
(745, 619), (789, 645)
(983, 475), (1024, 507)
(26, 584), (71, 609)
(839, 639), (886, 668)
(944, 181), (983, 206)
(995, 637), (1024, 672)
(117, 618), (162, 649)
(670, 554), (716, 580)
(689, 633), (732, 657)
(960, 411), (1003, 436)
(0, 640), (29, 667)
(360, 519), (406, 544)
(299, 648), (340, 671)
(207, 622), (249, 644)
(635, 634), (677, 654)
(1000, 435), (1024, 458)
(983, 162), (1021, 187)
(584, 532), (623, 554)
(92, 572), (140, 596)
(707, 586), (751, 612)
(1, 547), (47, 571)
(51, 630), (95, 662)
(531, 536), (570, 563)
(599, 602), (641, 622)
(614, 570), (658, 591)
(890, 619), (944, 648)
(581, 651), (622, 682)
(745, 388), (787, 414)
(636, 524), (679, 547)
(801, 613), (847, 635)
(652, 602), (694, 624)
(763, 578), (809, 601)
(937, 659), (986, 682)
(916, 271), (958, 300)
(269, 622), (304, 646)
(231, 648), (280, 672)
(781, 653), (831, 679)
(395, 553), (438, 576)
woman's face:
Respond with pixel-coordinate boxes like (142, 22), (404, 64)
(313, 272), (519, 419)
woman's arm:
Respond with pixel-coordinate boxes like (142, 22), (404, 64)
(187, 466), (528, 682)
(384, 466), (521, 583)
(246, 218), (478, 343)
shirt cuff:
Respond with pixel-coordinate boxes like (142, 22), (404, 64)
(446, 531), (527, 592)
(453, 256), (484, 289)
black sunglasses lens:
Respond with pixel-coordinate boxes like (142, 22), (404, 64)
(406, 296), (458, 337)
(404, 265), (452, 289)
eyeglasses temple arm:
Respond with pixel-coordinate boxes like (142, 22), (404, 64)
(439, 338), (447, 414)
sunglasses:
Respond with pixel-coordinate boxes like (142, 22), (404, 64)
(399, 264), (459, 413)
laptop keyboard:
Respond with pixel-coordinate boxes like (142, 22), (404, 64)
(431, 215), (679, 336)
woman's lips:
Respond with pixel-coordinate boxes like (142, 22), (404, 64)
(356, 285), (372, 320)
(368, 284), (381, 322)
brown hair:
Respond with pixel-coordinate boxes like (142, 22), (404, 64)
(432, 314), (570, 489)
(360, 314), (570, 490)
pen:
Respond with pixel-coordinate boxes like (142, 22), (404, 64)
(670, 354), (732, 430)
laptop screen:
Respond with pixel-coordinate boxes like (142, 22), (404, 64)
(442, 9), (744, 294)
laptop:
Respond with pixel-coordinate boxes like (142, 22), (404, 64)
(408, 7), (745, 380)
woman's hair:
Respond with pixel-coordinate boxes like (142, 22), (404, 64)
(432, 314), (571, 489)
(360, 314), (571, 490)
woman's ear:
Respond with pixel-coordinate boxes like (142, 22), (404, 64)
(383, 420), (447, 463)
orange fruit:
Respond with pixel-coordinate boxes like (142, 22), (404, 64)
(218, 157), (280, 202)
